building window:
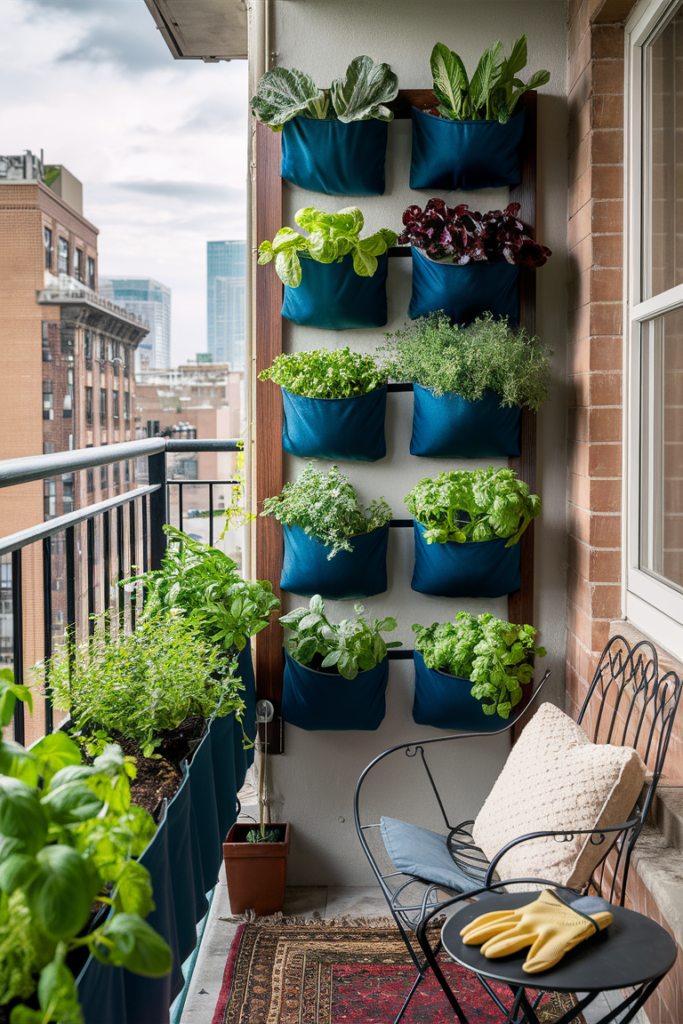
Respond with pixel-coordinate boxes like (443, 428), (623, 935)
(84, 330), (92, 368)
(44, 227), (53, 270)
(100, 388), (107, 426)
(87, 256), (96, 290)
(86, 468), (94, 493)
(627, 1), (683, 650)
(100, 464), (108, 492)
(62, 475), (74, 514)
(44, 480), (56, 519)
(60, 327), (74, 362)
(41, 322), (53, 362)
(124, 460), (130, 485)
(112, 388), (119, 422)
(111, 339), (120, 376)
(43, 381), (53, 421)
(43, 442), (55, 455)
(123, 344), (130, 376)
(99, 335), (106, 363)
(74, 248), (83, 282)
(85, 386), (92, 424)
(113, 462), (120, 487)
(63, 368), (74, 418)
(123, 390), (130, 424)
(57, 237), (69, 275)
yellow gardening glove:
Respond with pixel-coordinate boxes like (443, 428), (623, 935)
(460, 889), (613, 974)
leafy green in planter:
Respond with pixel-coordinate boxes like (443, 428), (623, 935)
(430, 35), (550, 122)
(132, 526), (280, 653)
(280, 595), (401, 679)
(258, 206), (397, 288)
(406, 468), (540, 547)
(259, 348), (386, 400)
(246, 828), (281, 844)
(251, 56), (398, 130)
(413, 612), (546, 718)
(378, 313), (551, 410)
(261, 464), (392, 559)
(44, 614), (245, 759)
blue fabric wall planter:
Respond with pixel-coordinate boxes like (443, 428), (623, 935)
(410, 107), (525, 190)
(281, 253), (389, 330)
(410, 385), (521, 458)
(282, 650), (388, 731)
(408, 248), (519, 326)
(411, 521), (521, 598)
(233, 645), (256, 792)
(281, 524), (389, 599)
(77, 709), (241, 1024)
(281, 116), (388, 196)
(412, 650), (507, 732)
(282, 386), (387, 461)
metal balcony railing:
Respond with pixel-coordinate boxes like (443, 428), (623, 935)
(0, 438), (241, 745)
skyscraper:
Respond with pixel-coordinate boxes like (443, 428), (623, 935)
(99, 277), (171, 371)
(207, 241), (245, 370)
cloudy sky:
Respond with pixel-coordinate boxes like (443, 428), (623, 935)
(0, 0), (248, 365)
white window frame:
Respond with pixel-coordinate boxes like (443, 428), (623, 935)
(625, 0), (683, 655)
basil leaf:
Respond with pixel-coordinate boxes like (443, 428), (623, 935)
(0, 853), (39, 894)
(0, 777), (47, 856)
(26, 845), (100, 939)
(94, 913), (172, 977)
(41, 782), (104, 825)
(330, 55), (398, 123)
(31, 733), (82, 788)
(0, 740), (39, 787)
(36, 951), (84, 1024)
(116, 860), (155, 917)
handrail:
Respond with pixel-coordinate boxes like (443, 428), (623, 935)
(0, 438), (241, 488)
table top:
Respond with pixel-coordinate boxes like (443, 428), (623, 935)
(441, 892), (678, 993)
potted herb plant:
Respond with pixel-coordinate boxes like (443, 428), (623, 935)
(405, 468), (541, 597)
(251, 55), (398, 196)
(398, 200), (551, 325)
(259, 347), (388, 461)
(261, 464), (392, 599)
(411, 36), (550, 190)
(258, 206), (397, 330)
(412, 612), (547, 729)
(378, 312), (551, 458)
(278, 594), (401, 730)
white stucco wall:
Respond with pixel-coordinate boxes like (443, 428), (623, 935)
(264, 0), (569, 885)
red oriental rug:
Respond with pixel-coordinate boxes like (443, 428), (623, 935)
(212, 920), (584, 1024)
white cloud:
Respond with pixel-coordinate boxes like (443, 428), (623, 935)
(0, 0), (248, 365)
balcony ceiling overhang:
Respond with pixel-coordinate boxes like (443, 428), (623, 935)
(144, 0), (248, 61)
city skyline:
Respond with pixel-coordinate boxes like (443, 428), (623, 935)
(100, 276), (171, 371)
(206, 240), (246, 371)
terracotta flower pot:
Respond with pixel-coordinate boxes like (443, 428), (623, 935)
(223, 822), (291, 915)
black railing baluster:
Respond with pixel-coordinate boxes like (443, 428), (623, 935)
(87, 517), (95, 637)
(148, 452), (167, 572)
(65, 526), (76, 679)
(178, 483), (184, 534)
(209, 484), (214, 547)
(117, 505), (125, 633)
(129, 501), (136, 632)
(103, 509), (111, 619)
(11, 549), (24, 744)
(43, 537), (53, 735)
(142, 495), (149, 573)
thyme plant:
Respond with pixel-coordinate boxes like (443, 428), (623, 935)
(259, 348), (386, 399)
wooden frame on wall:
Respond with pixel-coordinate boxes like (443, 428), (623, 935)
(254, 92), (538, 752)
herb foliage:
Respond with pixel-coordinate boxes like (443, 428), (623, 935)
(261, 464), (392, 559)
(259, 348), (386, 399)
(405, 468), (541, 547)
(280, 595), (401, 679)
(378, 312), (550, 410)
(413, 612), (546, 718)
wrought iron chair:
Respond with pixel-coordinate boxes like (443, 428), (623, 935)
(353, 636), (682, 1023)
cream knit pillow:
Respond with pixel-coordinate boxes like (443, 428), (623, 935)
(472, 702), (646, 890)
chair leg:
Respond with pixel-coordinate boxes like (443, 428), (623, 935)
(416, 922), (470, 1024)
(392, 968), (425, 1024)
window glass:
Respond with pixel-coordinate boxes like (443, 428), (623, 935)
(74, 248), (83, 282)
(44, 227), (53, 270)
(112, 388), (119, 420)
(84, 330), (92, 366)
(100, 465), (108, 491)
(57, 237), (69, 275)
(43, 381), (53, 421)
(85, 386), (92, 423)
(44, 480), (56, 518)
(100, 388), (107, 425)
(87, 256), (96, 290)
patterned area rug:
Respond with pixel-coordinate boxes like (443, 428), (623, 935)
(212, 919), (584, 1024)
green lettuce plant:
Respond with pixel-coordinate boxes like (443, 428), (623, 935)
(258, 206), (397, 288)
(405, 468), (540, 546)
(413, 612), (546, 718)
(378, 313), (551, 410)
(259, 348), (386, 399)
(251, 55), (398, 130)
(430, 35), (550, 122)
(280, 595), (401, 679)
(261, 464), (392, 559)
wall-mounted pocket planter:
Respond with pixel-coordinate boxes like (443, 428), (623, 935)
(409, 108), (525, 191)
(281, 116), (388, 196)
(408, 248), (519, 325)
(282, 253), (389, 330)
(282, 650), (389, 731)
(410, 386), (521, 459)
(281, 523), (389, 599)
(282, 386), (387, 461)
(411, 521), (520, 598)
(412, 651), (507, 732)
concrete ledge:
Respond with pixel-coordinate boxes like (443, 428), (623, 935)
(631, 827), (683, 952)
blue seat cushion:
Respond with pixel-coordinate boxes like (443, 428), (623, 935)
(380, 816), (483, 893)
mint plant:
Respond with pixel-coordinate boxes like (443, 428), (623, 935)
(413, 612), (546, 718)
(378, 312), (551, 410)
(258, 206), (397, 287)
(405, 468), (540, 546)
(259, 348), (386, 400)
(280, 595), (401, 679)
(261, 464), (392, 559)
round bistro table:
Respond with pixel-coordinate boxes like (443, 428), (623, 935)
(440, 892), (678, 1024)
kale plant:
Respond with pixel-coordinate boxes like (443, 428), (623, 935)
(413, 612), (546, 718)
(259, 348), (386, 400)
(280, 595), (401, 679)
(405, 468), (540, 546)
(378, 313), (551, 410)
(46, 614), (245, 758)
(132, 526), (280, 653)
(261, 464), (392, 559)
